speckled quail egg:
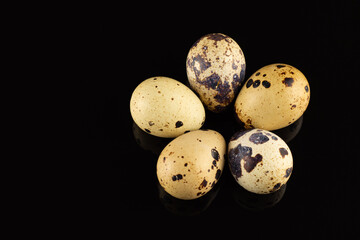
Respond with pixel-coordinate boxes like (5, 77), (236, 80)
(234, 63), (310, 130)
(186, 33), (246, 113)
(130, 76), (206, 138)
(228, 129), (293, 194)
(157, 129), (226, 200)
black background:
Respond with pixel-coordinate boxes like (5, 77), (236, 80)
(87, 1), (359, 237)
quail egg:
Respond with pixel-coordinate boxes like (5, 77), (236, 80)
(157, 129), (226, 200)
(234, 63), (310, 130)
(228, 129), (293, 194)
(130, 76), (206, 138)
(186, 33), (246, 113)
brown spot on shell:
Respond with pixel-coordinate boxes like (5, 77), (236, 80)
(253, 80), (261, 88)
(172, 174), (183, 181)
(305, 85), (309, 92)
(228, 144), (263, 178)
(279, 148), (289, 158)
(212, 160), (217, 167)
(273, 183), (282, 191)
(246, 79), (253, 88)
(213, 79), (231, 104)
(199, 179), (208, 189)
(262, 80), (271, 88)
(206, 33), (228, 41)
(232, 62), (238, 70)
(188, 54), (211, 79)
(243, 154), (263, 173)
(230, 130), (251, 141)
(282, 78), (294, 87)
(175, 121), (183, 128)
(284, 167), (293, 178)
(211, 148), (219, 160)
(199, 73), (220, 90)
(249, 132), (270, 144)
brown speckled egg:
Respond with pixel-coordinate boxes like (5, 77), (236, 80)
(157, 130), (226, 200)
(234, 63), (310, 130)
(186, 33), (246, 113)
(228, 129), (293, 194)
(130, 76), (205, 138)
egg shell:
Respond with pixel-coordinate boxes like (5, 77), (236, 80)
(234, 63), (310, 130)
(157, 129), (226, 200)
(130, 76), (206, 138)
(186, 33), (246, 113)
(228, 129), (293, 194)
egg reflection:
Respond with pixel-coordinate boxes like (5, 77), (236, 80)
(273, 115), (303, 143)
(157, 179), (221, 216)
(234, 113), (303, 143)
(132, 121), (172, 155)
(232, 183), (287, 211)
(202, 109), (242, 141)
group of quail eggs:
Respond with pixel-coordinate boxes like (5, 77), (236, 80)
(130, 33), (310, 200)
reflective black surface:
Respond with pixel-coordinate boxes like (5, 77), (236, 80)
(87, 2), (358, 237)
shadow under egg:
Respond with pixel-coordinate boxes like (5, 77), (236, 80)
(202, 106), (243, 142)
(232, 183), (287, 211)
(232, 110), (303, 144)
(132, 121), (172, 155)
(272, 115), (303, 143)
(157, 178), (221, 216)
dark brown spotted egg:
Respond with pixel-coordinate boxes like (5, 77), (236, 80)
(234, 63), (310, 130)
(157, 130), (226, 200)
(186, 33), (246, 113)
(228, 129), (293, 194)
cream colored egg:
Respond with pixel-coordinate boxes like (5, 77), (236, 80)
(234, 63), (310, 130)
(228, 129), (293, 194)
(157, 130), (226, 200)
(130, 76), (206, 138)
(186, 33), (246, 113)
